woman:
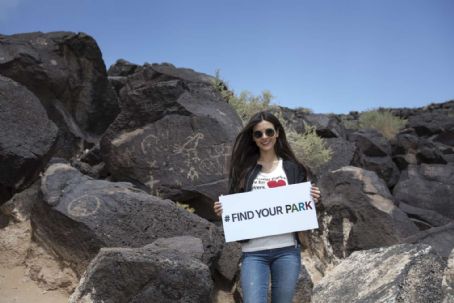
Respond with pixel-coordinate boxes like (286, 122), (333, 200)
(214, 111), (321, 303)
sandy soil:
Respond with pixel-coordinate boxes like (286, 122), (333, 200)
(0, 264), (235, 303)
(0, 265), (68, 303)
(0, 218), (236, 303)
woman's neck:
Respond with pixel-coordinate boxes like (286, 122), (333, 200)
(258, 150), (278, 164)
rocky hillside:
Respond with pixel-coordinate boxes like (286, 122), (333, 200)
(1, 31), (453, 303)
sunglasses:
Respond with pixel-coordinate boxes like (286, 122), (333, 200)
(253, 128), (276, 139)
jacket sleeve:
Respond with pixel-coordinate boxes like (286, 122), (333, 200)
(297, 163), (308, 183)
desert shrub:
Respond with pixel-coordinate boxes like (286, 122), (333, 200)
(286, 125), (332, 171)
(229, 90), (277, 123)
(212, 69), (232, 101)
(176, 202), (195, 213)
(358, 110), (407, 139)
(212, 70), (277, 123)
(293, 106), (313, 114)
(340, 115), (360, 130)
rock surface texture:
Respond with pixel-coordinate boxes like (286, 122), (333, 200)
(31, 163), (223, 275)
(443, 249), (454, 303)
(0, 75), (58, 204)
(316, 166), (418, 260)
(100, 62), (242, 219)
(312, 244), (445, 303)
(69, 236), (213, 303)
(393, 164), (454, 220)
(0, 31), (119, 157)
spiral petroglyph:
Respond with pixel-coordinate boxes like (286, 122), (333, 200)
(67, 195), (101, 218)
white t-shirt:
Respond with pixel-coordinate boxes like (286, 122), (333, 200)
(241, 158), (297, 252)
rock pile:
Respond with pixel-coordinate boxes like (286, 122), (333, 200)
(1, 31), (453, 302)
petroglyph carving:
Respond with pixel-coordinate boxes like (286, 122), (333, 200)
(67, 195), (101, 218)
(145, 159), (159, 192)
(172, 132), (205, 180)
(141, 130), (171, 155)
(139, 129), (230, 182)
(120, 146), (136, 168)
(141, 134), (158, 155)
(173, 132), (205, 154)
(187, 166), (199, 181)
(200, 143), (231, 175)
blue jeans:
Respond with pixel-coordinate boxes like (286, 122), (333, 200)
(240, 245), (301, 303)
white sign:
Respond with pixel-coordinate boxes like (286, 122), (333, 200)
(219, 182), (319, 242)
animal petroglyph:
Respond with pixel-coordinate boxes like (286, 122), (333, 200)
(173, 132), (205, 154)
(67, 195), (101, 218)
(139, 129), (230, 182)
(173, 133), (205, 172)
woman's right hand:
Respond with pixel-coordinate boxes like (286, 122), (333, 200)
(213, 201), (223, 217)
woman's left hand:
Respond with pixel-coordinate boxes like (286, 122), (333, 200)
(311, 184), (321, 204)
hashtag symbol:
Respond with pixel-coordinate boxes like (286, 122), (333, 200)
(224, 215), (230, 222)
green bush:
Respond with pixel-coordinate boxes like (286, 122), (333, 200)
(340, 115), (360, 130)
(293, 106), (313, 114)
(212, 70), (278, 123)
(229, 90), (277, 123)
(287, 125), (332, 171)
(358, 110), (407, 139)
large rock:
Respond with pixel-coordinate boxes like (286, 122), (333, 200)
(312, 137), (356, 177)
(391, 129), (447, 169)
(69, 236), (213, 303)
(0, 31), (119, 157)
(393, 164), (454, 220)
(403, 223), (454, 258)
(407, 111), (454, 137)
(0, 180), (41, 222)
(107, 59), (139, 96)
(0, 75), (58, 204)
(275, 106), (308, 134)
(107, 59), (139, 77)
(215, 241), (242, 283)
(304, 113), (346, 138)
(317, 166), (418, 260)
(31, 163), (223, 275)
(348, 128), (391, 157)
(443, 249), (454, 303)
(349, 129), (400, 187)
(390, 100), (454, 119)
(354, 154), (400, 187)
(312, 244), (445, 303)
(398, 202), (453, 230)
(100, 63), (242, 219)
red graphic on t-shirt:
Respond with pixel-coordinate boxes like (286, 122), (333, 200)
(267, 179), (287, 188)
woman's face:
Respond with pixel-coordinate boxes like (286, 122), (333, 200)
(252, 120), (278, 153)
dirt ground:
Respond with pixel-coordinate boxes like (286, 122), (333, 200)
(0, 265), (68, 303)
(0, 264), (235, 303)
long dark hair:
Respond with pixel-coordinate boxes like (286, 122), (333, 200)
(228, 111), (307, 193)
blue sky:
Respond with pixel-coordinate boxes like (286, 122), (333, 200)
(1, 0), (453, 114)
